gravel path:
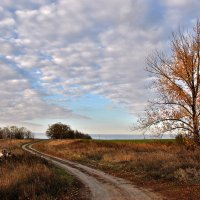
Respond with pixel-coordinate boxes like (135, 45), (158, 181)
(22, 141), (163, 200)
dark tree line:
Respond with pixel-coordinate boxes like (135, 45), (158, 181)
(46, 122), (91, 139)
(0, 126), (34, 139)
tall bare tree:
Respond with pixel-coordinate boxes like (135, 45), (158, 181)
(138, 20), (200, 144)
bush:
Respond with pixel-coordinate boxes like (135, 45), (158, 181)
(175, 134), (185, 145)
(175, 134), (197, 150)
(46, 122), (91, 139)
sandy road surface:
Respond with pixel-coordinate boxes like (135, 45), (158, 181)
(22, 141), (162, 200)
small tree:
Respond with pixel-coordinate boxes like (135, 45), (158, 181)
(137, 20), (200, 144)
(46, 122), (91, 139)
(46, 123), (71, 139)
(0, 128), (3, 139)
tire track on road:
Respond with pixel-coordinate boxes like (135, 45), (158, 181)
(22, 141), (162, 200)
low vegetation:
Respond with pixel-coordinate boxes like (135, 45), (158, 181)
(46, 122), (91, 139)
(0, 139), (87, 200)
(34, 139), (200, 200)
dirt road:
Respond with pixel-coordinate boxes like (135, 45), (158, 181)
(22, 141), (162, 200)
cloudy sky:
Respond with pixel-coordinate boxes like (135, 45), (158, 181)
(0, 0), (199, 137)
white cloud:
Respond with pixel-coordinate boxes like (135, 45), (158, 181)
(0, 0), (199, 131)
(0, 17), (15, 26)
(0, 60), (87, 126)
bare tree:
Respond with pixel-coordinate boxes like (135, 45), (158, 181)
(0, 126), (34, 139)
(137, 20), (200, 144)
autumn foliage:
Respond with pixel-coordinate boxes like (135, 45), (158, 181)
(138, 20), (200, 145)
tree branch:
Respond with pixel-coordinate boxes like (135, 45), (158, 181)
(154, 101), (192, 115)
(148, 118), (193, 131)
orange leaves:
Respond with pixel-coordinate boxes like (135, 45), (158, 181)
(138, 20), (200, 140)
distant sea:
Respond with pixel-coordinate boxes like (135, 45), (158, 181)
(33, 133), (175, 140)
(90, 134), (174, 140)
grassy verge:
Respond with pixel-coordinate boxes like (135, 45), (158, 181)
(0, 139), (88, 200)
(34, 139), (200, 200)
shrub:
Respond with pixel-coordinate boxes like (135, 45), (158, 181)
(175, 134), (185, 145)
(46, 122), (91, 139)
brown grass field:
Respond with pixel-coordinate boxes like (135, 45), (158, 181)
(0, 139), (87, 200)
(34, 139), (200, 200)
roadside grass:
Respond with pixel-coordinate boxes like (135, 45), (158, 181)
(0, 139), (87, 200)
(0, 139), (31, 150)
(34, 139), (200, 200)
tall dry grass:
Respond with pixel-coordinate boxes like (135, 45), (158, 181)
(34, 139), (200, 184)
(0, 139), (31, 151)
(0, 139), (83, 200)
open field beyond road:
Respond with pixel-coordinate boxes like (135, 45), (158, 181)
(33, 139), (200, 200)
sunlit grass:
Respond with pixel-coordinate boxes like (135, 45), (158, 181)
(0, 139), (82, 200)
(34, 139), (200, 183)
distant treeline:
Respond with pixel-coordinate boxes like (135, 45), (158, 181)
(46, 122), (91, 139)
(0, 126), (34, 139)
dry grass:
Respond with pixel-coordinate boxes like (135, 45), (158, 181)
(0, 139), (87, 200)
(34, 139), (200, 182)
(0, 139), (31, 151)
(34, 139), (200, 200)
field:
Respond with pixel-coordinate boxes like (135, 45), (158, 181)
(34, 139), (200, 200)
(0, 139), (87, 200)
